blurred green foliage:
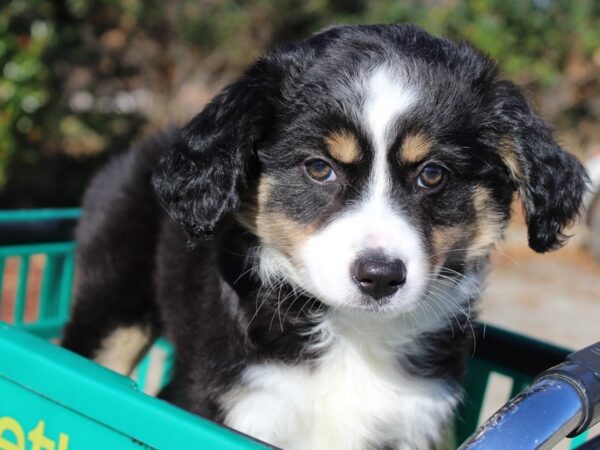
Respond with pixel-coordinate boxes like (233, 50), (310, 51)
(1, 0), (599, 206)
(1, 0), (148, 206)
(0, 2), (51, 188)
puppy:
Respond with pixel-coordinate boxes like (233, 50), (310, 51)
(63, 24), (588, 450)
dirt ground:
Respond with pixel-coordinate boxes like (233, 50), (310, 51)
(481, 215), (600, 350)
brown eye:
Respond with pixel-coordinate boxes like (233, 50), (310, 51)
(417, 164), (446, 189)
(305, 159), (337, 182)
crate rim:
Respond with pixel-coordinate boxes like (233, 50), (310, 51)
(0, 208), (81, 222)
(0, 323), (272, 450)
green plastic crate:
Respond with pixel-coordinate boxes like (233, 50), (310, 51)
(0, 323), (270, 450)
(0, 209), (270, 450)
(0, 209), (593, 449)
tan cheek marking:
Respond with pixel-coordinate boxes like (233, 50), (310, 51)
(256, 213), (316, 260)
(497, 135), (523, 180)
(325, 130), (360, 164)
(431, 225), (472, 266)
(236, 175), (316, 261)
(467, 187), (507, 260)
(398, 133), (432, 164)
(236, 175), (274, 233)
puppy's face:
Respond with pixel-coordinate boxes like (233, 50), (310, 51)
(154, 24), (588, 316)
(242, 64), (513, 314)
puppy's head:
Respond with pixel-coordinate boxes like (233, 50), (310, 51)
(153, 24), (588, 315)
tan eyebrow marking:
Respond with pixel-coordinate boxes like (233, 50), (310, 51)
(325, 130), (361, 164)
(398, 133), (432, 164)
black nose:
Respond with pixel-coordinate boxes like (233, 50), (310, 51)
(351, 254), (407, 300)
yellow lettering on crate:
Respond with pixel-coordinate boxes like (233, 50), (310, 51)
(57, 434), (68, 450)
(28, 422), (54, 450)
(0, 418), (69, 450)
(0, 417), (25, 450)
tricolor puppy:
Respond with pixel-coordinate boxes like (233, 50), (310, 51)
(63, 24), (588, 450)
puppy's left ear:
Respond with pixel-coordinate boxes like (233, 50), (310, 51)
(152, 59), (279, 243)
(493, 81), (589, 253)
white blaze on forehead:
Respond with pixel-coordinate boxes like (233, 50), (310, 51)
(364, 66), (417, 150)
(363, 66), (418, 204)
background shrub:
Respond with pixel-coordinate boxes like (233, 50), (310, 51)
(1, 0), (599, 206)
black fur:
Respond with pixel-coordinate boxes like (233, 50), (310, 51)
(62, 131), (168, 358)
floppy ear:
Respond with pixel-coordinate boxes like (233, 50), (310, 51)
(493, 81), (589, 253)
(152, 59), (279, 244)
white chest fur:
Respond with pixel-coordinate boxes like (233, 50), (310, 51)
(220, 316), (460, 450)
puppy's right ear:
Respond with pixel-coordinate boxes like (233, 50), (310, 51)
(152, 59), (279, 244)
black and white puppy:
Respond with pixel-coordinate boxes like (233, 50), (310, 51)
(63, 24), (588, 450)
